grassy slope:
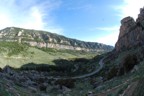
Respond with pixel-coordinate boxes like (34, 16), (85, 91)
(91, 46), (144, 96)
(0, 42), (97, 68)
(0, 42), (102, 96)
(2, 45), (144, 96)
(93, 60), (144, 96)
(1, 45), (144, 96)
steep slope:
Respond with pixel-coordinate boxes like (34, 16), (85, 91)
(104, 7), (144, 77)
(103, 7), (144, 78)
(91, 7), (144, 96)
(115, 7), (144, 52)
(0, 27), (113, 52)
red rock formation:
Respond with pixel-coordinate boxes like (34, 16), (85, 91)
(115, 7), (144, 52)
(119, 16), (136, 38)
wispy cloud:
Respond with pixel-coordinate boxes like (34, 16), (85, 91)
(94, 26), (119, 32)
(0, 0), (63, 34)
(94, 26), (119, 46)
(67, 4), (96, 11)
(114, 0), (144, 20)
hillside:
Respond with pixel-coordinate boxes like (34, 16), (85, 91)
(92, 6), (144, 96)
(0, 27), (113, 68)
(0, 27), (113, 52)
(2, 6), (144, 96)
(0, 28), (113, 95)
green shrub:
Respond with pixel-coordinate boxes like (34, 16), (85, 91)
(55, 79), (76, 88)
(0, 41), (29, 56)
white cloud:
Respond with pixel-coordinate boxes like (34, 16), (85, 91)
(97, 0), (144, 46)
(18, 6), (45, 30)
(114, 0), (144, 20)
(95, 26), (119, 46)
(95, 26), (119, 32)
(0, 0), (63, 34)
(96, 32), (119, 46)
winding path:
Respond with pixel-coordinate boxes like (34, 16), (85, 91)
(52, 57), (105, 80)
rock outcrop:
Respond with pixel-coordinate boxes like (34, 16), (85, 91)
(115, 7), (144, 52)
(104, 7), (144, 79)
(0, 27), (113, 52)
(0, 68), (73, 94)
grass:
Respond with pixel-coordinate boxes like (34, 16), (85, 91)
(0, 42), (97, 69)
(0, 86), (12, 96)
(0, 79), (40, 96)
(1, 43), (144, 96)
(40, 79), (93, 96)
(19, 56), (100, 77)
(107, 84), (128, 96)
(132, 77), (144, 96)
(0, 79), (15, 96)
(0, 41), (28, 56)
(93, 58), (144, 96)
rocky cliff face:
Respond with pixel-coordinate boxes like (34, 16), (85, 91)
(104, 7), (144, 78)
(0, 27), (113, 52)
(115, 7), (144, 52)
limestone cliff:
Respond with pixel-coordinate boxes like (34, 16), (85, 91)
(115, 7), (144, 52)
(0, 27), (113, 52)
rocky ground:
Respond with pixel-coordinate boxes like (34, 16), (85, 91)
(0, 66), (76, 96)
(0, 64), (106, 96)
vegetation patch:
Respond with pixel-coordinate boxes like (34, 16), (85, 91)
(0, 41), (29, 56)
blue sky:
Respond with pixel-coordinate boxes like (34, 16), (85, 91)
(0, 0), (143, 46)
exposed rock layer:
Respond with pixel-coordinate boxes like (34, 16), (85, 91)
(0, 27), (113, 52)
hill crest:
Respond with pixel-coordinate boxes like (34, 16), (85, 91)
(0, 27), (113, 52)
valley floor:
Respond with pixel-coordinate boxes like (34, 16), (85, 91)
(1, 56), (144, 96)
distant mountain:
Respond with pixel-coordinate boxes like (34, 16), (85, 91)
(0, 27), (113, 52)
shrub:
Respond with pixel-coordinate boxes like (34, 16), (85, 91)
(55, 79), (75, 88)
(0, 41), (29, 56)
(132, 78), (144, 96)
(107, 67), (118, 80)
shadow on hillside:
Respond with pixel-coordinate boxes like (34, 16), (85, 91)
(17, 58), (89, 76)
(15, 55), (103, 76)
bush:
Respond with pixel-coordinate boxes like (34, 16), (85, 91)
(107, 67), (118, 80)
(0, 41), (29, 56)
(55, 79), (75, 88)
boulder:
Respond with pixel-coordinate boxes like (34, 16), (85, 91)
(86, 91), (94, 96)
(28, 86), (37, 93)
(131, 65), (139, 73)
(2, 65), (15, 75)
(62, 86), (71, 94)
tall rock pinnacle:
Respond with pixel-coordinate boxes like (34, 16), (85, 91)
(115, 7), (144, 52)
